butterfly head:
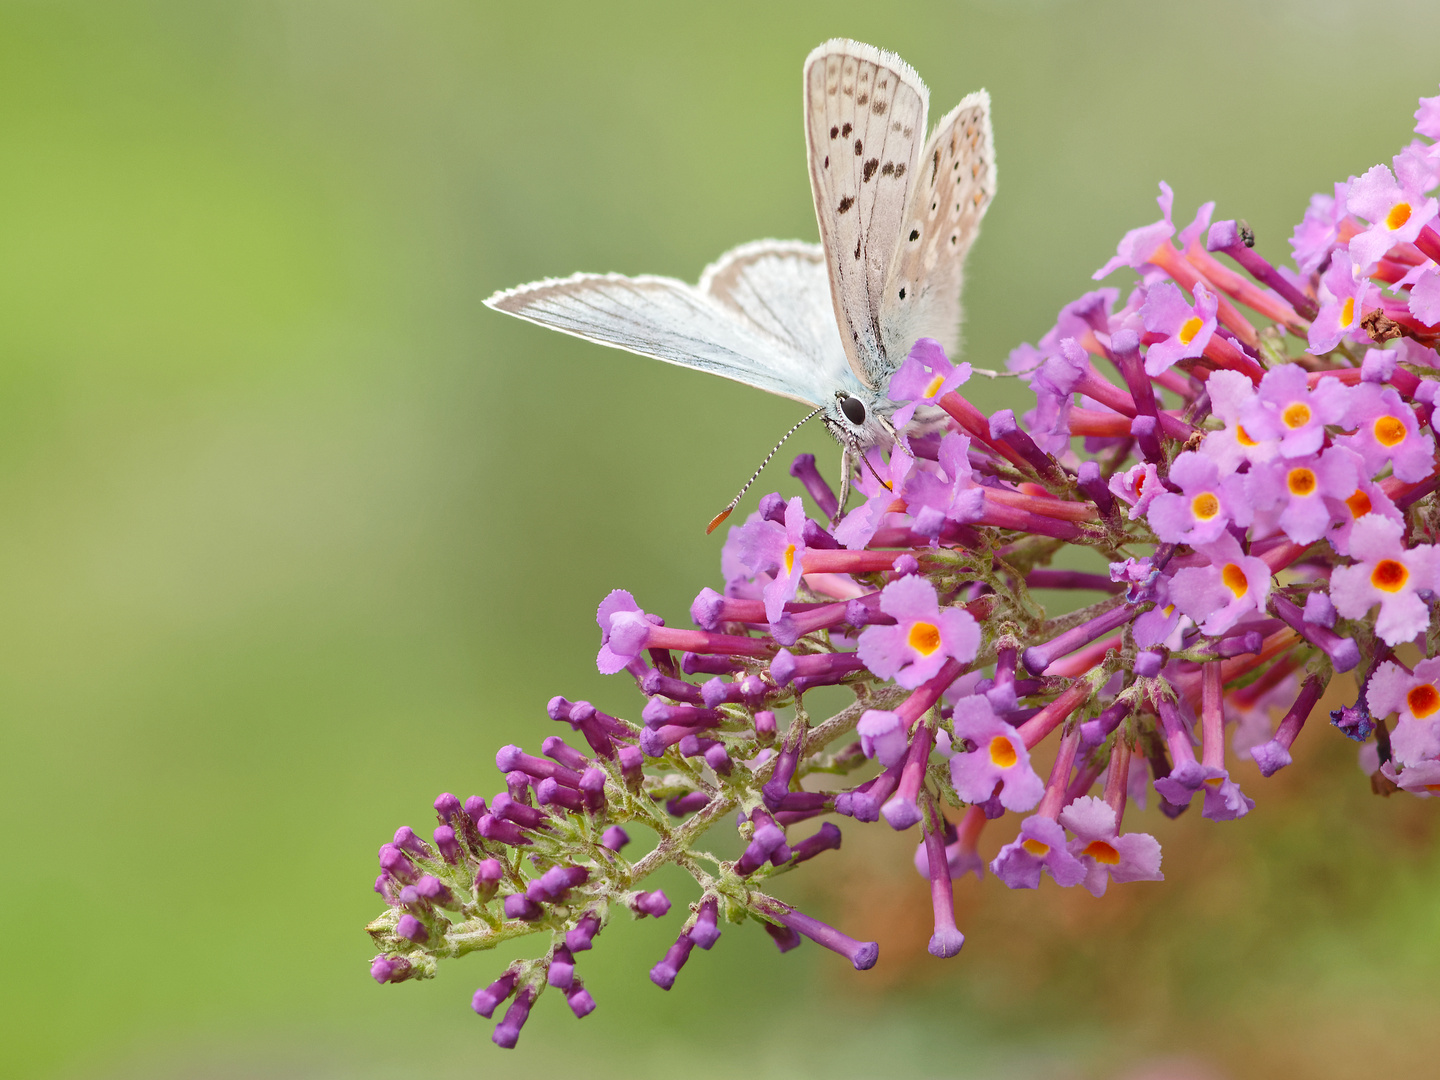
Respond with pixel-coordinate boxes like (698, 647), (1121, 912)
(824, 387), (898, 454)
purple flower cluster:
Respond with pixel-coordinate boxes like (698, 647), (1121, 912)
(365, 82), (1440, 1048)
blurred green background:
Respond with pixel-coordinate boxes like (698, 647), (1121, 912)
(4, 1), (1440, 1077)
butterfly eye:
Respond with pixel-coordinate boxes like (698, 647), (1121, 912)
(839, 394), (867, 425)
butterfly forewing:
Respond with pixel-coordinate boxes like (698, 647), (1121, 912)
(881, 92), (997, 359)
(804, 40), (929, 390)
(484, 272), (831, 407)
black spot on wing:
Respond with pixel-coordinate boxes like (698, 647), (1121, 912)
(841, 122), (852, 138)
(894, 163), (906, 178)
(931, 149), (940, 184)
(881, 162), (894, 176)
(857, 92), (869, 106)
(837, 196), (854, 214)
(854, 139), (863, 156)
(898, 287), (906, 300)
(909, 229), (919, 241)
(830, 125), (839, 139)
(863, 158), (878, 182)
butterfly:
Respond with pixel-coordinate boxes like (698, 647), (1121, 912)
(485, 39), (996, 529)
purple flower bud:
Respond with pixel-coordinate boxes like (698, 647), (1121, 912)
(1330, 702), (1374, 742)
(566, 912), (601, 952)
(892, 552), (920, 577)
(789, 452), (839, 518)
(541, 736), (591, 773)
(497, 744), (584, 787)
(801, 517), (839, 550)
(491, 987), (535, 1049)
(1252, 674), (1326, 777)
(632, 889), (671, 918)
(704, 742), (732, 775)
(1077, 459), (1118, 519)
(477, 814), (532, 847)
(504, 771), (532, 803)
(566, 980), (597, 1018)
(788, 821), (842, 865)
(689, 897), (721, 950)
(580, 766), (607, 811)
(641, 699), (723, 729)
(463, 795), (487, 829)
(755, 898), (878, 970)
(642, 668), (706, 704)
(491, 793), (547, 830)
(432, 825), (461, 863)
(471, 970), (517, 1018)
(548, 945), (576, 989)
(990, 408), (1066, 484)
(764, 920), (802, 953)
(434, 792), (463, 827)
(374, 873), (398, 905)
(1134, 650), (1165, 678)
(474, 858), (504, 900)
(1022, 603), (1137, 675)
(1271, 595), (1359, 672)
(600, 825), (630, 852)
(378, 843), (418, 884)
(503, 893), (543, 921)
(370, 955), (411, 984)
(758, 491), (787, 523)
(538, 864), (589, 901)
(535, 777), (586, 811)
(415, 874), (458, 909)
(392, 826), (431, 858)
(845, 592), (892, 627)
(618, 745), (644, 786)
(666, 791), (711, 816)
(753, 710), (777, 744)
(650, 933), (696, 990)
(701, 676), (746, 708)
(395, 913), (429, 943)
(681, 651), (743, 676)
(1079, 699), (1132, 752)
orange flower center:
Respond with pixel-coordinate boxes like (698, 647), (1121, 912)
(1287, 468), (1317, 496)
(783, 544), (797, 575)
(923, 373), (946, 398)
(1374, 415), (1407, 447)
(1282, 402), (1312, 429)
(1345, 489), (1373, 519)
(1082, 840), (1121, 865)
(1386, 202), (1412, 230)
(1021, 837), (1050, 857)
(1371, 559), (1409, 593)
(907, 620), (941, 655)
(1341, 297), (1355, 326)
(1370, 558), (1405, 593)
(1236, 425), (1258, 447)
(1178, 316), (1204, 345)
(988, 735), (1017, 768)
(1191, 492), (1220, 520)
(1222, 562), (1249, 598)
(1406, 683), (1440, 719)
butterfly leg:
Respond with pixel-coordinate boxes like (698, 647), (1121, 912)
(833, 442), (854, 524)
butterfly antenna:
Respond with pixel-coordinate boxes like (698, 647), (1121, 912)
(706, 407), (825, 534)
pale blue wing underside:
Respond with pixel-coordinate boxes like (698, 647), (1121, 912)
(484, 240), (859, 407)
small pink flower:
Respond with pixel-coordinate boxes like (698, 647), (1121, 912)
(1331, 517), (1440, 647)
(856, 576), (979, 689)
(887, 338), (971, 428)
(1199, 369), (1278, 473)
(1169, 533), (1272, 637)
(1140, 279), (1217, 375)
(1345, 160), (1440, 271)
(1336, 383), (1436, 484)
(1368, 658), (1440, 766)
(1146, 451), (1251, 545)
(1245, 447), (1358, 546)
(1307, 250), (1378, 354)
(1239, 363), (1353, 459)
(948, 702), (1044, 812)
(1057, 796), (1163, 898)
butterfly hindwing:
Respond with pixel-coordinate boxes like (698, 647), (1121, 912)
(880, 92), (997, 360)
(698, 239), (855, 392)
(804, 39), (929, 390)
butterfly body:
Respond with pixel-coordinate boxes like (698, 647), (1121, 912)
(485, 40), (995, 512)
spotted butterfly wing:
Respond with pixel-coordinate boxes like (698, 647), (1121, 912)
(803, 40), (930, 390)
(880, 93), (997, 360)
